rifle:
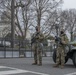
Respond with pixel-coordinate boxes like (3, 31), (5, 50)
(55, 36), (63, 45)
(31, 32), (39, 44)
(31, 37), (36, 45)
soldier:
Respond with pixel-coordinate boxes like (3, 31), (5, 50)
(31, 26), (44, 66)
(54, 29), (69, 69)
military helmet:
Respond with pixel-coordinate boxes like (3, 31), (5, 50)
(35, 26), (39, 31)
(60, 29), (65, 32)
(35, 26), (38, 29)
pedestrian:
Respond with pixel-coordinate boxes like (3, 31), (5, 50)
(53, 29), (69, 69)
(31, 26), (44, 66)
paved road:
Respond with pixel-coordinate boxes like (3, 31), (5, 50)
(0, 57), (75, 75)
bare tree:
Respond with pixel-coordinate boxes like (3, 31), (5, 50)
(61, 9), (76, 41)
(0, 0), (63, 39)
(0, 0), (33, 39)
(31, 0), (63, 36)
(19, 0), (33, 39)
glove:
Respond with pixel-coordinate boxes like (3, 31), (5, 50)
(60, 41), (63, 45)
(35, 35), (39, 39)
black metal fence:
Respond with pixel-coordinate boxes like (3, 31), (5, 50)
(0, 38), (55, 58)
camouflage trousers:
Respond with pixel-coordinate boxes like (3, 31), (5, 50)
(32, 42), (43, 64)
(56, 46), (65, 66)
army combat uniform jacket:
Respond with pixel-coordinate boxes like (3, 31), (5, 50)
(56, 34), (69, 66)
(31, 31), (44, 65)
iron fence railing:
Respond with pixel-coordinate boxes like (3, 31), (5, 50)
(0, 38), (55, 58)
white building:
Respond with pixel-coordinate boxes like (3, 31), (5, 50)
(0, 11), (31, 40)
(0, 21), (11, 38)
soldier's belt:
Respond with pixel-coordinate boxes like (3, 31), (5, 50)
(59, 45), (63, 47)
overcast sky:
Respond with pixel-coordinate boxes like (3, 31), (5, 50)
(62, 0), (76, 9)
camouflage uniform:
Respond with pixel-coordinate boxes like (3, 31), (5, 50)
(55, 33), (69, 68)
(32, 31), (44, 65)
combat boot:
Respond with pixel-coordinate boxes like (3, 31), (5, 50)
(59, 65), (64, 69)
(38, 63), (42, 66)
(38, 62), (42, 66)
(53, 64), (59, 68)
(32, 62), (37, 65)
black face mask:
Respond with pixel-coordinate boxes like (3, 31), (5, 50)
(36, 28), (38, 31)
(60, 31), (64, 34)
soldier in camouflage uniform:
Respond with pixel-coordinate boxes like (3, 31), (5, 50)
(31, 26), (44, 66)
(54, 29), (69, 69)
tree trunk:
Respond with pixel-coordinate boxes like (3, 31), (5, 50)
(11, 0), (15, 48)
